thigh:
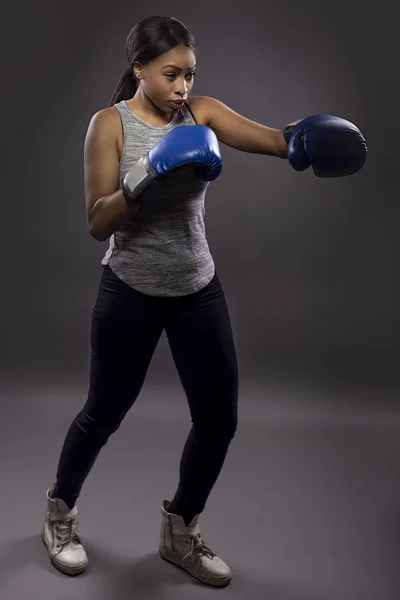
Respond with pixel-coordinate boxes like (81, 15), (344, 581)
(165, 273), (239, 438)
(85, 266), (165, 426)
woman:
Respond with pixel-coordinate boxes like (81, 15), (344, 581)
(41, 15), (366, 588)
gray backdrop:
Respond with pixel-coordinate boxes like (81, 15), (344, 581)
(0, 3), (399, 600)
(2, 0), (398, 389)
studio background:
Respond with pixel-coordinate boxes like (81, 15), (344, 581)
(2, 0), (398, 389)
(0, 2), (399, 600)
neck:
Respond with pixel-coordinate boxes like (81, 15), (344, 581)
(129, 88), (173, 124)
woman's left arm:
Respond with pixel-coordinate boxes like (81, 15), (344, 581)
(189, 96), (288, 158)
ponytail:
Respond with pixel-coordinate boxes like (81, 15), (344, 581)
(108, 66), (138, 107)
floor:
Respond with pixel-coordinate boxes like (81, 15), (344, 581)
(0, 378), (399, 600)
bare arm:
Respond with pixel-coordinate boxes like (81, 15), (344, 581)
(188, 96), (288, 158)
(84, 108), (140, 242)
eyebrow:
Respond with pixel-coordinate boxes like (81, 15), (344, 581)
(162, 64), (196, 70)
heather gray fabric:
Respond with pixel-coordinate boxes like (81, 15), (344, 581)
(101, 100), (215, 297)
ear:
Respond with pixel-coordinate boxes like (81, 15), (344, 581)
(133, 62), (143, 80)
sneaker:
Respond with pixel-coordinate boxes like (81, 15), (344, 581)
(41, 484), (88, 575)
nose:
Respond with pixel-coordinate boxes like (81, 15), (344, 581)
(175, 76), (189, 97)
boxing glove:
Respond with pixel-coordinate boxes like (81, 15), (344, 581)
(122, 124), (223, 205)
(283, 114), (367, 177)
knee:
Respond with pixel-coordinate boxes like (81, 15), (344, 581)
(74, 409), (122, 440)
(223, 416), (238, 441)
(195, 414), (238, 443)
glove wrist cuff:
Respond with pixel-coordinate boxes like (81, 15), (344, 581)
(283, 118), (303, 144)
(122, 155), (156, 205)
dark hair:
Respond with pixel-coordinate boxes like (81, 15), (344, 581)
(108, 16), (196, 107)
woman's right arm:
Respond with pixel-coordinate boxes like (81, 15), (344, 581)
(84, 108), (141, 242)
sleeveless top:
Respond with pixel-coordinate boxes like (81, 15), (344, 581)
(100, 99), (215, 297)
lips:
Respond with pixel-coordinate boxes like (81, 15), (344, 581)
(170, 100), (186, 108)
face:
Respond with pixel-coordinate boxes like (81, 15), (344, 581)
(134, 44), (196, 114)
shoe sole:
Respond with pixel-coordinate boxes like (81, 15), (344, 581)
(41, 526), (88, 576)
(158, 546), (232, 587)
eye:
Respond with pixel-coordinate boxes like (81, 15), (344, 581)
(164, 72), (196, 81)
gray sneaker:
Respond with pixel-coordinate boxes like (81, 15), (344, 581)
(41, 485), (88, 575)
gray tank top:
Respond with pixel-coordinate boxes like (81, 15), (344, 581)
(101, 99), (215, 297)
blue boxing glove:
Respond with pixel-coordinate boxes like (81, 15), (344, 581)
(122, 125), (222, 205)
(283, 114), (367, 177)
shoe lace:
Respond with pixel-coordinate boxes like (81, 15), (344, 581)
(54, 517), (79, 548)
(182, 533), (216, 566)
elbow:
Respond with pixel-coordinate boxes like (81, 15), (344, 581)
(88, 221), (109, 242)
(87, 198), (109, 242)
(90, 230), (109, 242)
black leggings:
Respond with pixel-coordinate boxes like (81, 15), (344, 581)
(53, 265), (239, 520)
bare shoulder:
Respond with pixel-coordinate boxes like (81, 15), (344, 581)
(86, 106), (121, 137)
(85, 106), (124, 157)
(187, 96), (222, 126)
